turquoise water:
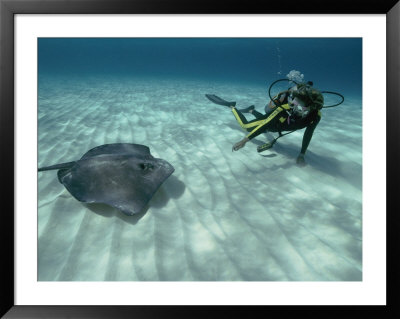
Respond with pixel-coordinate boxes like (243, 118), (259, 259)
(37, 38), (362, 281)
(39, 38), (361, 97)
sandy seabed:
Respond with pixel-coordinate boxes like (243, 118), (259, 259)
(38, 76), (362, 281)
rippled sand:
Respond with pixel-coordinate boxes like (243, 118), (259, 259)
(38, 76), (362, 281)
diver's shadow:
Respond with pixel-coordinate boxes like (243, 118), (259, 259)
(228, 122), (344, 172)
(255, 139), (360, 188)
(226, 121), (361, 188)
(84, 175), (186, 225)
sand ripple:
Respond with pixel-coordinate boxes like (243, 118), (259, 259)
(38, 77), (362, 281)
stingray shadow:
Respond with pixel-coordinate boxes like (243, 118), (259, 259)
(83, 175), (186, 225)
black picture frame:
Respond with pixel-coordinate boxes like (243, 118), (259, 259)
(1, 0), (399, 318)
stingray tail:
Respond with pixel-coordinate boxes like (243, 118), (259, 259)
(38, 161), (76, 172)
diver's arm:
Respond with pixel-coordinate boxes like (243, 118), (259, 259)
(300, 124), (316, 154)
(232, 122), (268, 152)
(232, 137), (249, 151)
(297, 113), (321, 165)
(247, 124), (268, 140)
(232, 120), (270, 151)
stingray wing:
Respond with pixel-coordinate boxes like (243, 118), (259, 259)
(58, 154), (174, 215)
(80, 143), (152, 160)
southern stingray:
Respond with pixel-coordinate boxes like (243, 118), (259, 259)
(38, 143), (175, 216)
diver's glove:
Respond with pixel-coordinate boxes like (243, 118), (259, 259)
(232, 137), (249, 152)
(296, 153), (306, 166)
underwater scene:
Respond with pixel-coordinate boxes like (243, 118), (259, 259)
(38, 38), (362, 281)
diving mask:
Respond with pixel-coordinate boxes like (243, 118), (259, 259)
(288, 96), (310, 118)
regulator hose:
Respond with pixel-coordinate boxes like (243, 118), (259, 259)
(268, 78), (297, 102)
(267, 78), (344, 109)
(320, 91), (344, 108)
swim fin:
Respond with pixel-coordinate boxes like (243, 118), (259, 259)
(205, 94), (236, 107)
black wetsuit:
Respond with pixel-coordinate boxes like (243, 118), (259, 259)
(232, 103), (321, 154)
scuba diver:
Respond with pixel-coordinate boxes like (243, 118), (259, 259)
(205, 80), (331, 166)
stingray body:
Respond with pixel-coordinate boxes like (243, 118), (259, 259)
(38, 143), (175, 215)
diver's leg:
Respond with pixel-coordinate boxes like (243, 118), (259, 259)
(250, 109), (265, 119)
(231, 107), (250, 124)
(237, 105), (266, 120)
(237, 105), (255, 113)
(231, 107), (270, 131)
